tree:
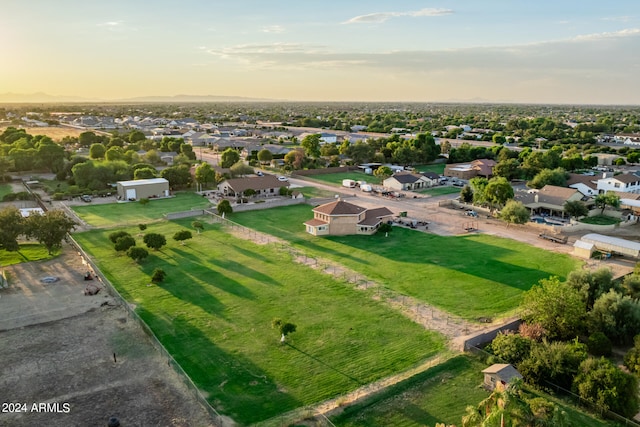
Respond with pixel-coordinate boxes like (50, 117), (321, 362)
(195, 162), (215, 187)
(586, 332), (612, 357)
(109, 230), (132, 244)
(127, 246), (148, 262)
(24, 210), (77, 255)
(622, 274), (640, 299)
(500, 200), (530, 226)
(133, 167), (157, 180)
(161, 164), (192, 188)
(564, 200), (589, 221)
(88, 143), (105, 159)
(105, 146), (125, 162)
(588, 290), (640, 344)
(484, 176), (514, 213)
(138, 223), (147, 231)
(143, 233), (166, 250)
(519, 339), (587, 389)
(493, 158), (521, 181)
(272, 318), (297, 343)
(566, 268), (614, 309)
(173, 230), (193, 244)
(191, 220), (204, 234)
(573, 357), (639, 418)
(217, 199), (233, 216)
(469, 177), (489, 205)
(489, 332), (533, 364)
(151, 268), (166, 284)
(0, 207), (24, 251)
(459, 185), (473, 204)
(229, 161), (254, 177)
(114, 235), (136, 252)
(624, 335), (640, 374)
(78, 131), (98, 147)
(594, 192), (620, 215)
(128, 130), (147, 144)
(220, 148), (240, 168)
(257, 149), (273, 165)
(373, 166), (392, 181)
(528, 168), (568, 189)
(301, 134), (321, 158)
(521, 276), (586, 340)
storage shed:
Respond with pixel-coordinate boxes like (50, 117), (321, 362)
(575, 233), (640, 259)
(116, 178), (170, 201)
(481, 364), (522, 391)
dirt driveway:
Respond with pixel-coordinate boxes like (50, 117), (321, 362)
(0, 247), (216, 427)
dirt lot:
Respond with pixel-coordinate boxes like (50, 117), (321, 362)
(0, 248), (216, 427)
(0, 126), (85, 141)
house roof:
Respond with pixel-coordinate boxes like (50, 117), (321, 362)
(359, 207), (394, 226)
(386, 172), (422, 184)
(567, 173), (598, 190)
(304, 218), (328, 227)
(515, 185), (582, 207)
(602, 173), (640, 184)
(481, 364), (523, 381)
(422, 171), (440, 180)
(117, 178), (169, 187)
(220, 175), (288, 193)
(313, 199), (366, 216)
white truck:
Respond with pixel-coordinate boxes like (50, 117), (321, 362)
(342, 179), (356, 188)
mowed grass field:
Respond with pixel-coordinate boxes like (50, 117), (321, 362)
(331, 354), (613, 427)
(229, 205), (582, 320)
(74, 220), (445, 424)
(72, 192), (212, 227)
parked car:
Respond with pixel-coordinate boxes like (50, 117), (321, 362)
(278, 176), (288, 182)
(256, 171), (264, 176)
(81, 195), (92, 203)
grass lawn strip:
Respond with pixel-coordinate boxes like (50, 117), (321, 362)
(74, 221), (445, 425)
(330, 354), (613, 427)
(0, 183), (12, 199)
(72, 192), (212, 227)
(0, 243), (58, 267)
(230, 204), (581, 320)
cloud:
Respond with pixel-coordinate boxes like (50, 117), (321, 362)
(602, 16), (633, 22)
(572, 27), (640, 41)
(98, 20), (124, 27)
(262, 25), (285, 34)
(344, 8), (453, 24)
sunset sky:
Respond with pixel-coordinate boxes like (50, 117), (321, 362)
(2, 0), (640, 104)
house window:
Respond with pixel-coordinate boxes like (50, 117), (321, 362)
(614, 183), (620, 188)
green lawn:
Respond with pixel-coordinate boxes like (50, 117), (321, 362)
(579, 215), (621, 225)
(0, 243), (58, 266)
(230, 205), (581, 320)
(414, 164), (446, 174)
(418, 186), (461, 196)
(74, 221), (445, 425)
(305, 171), (382, 186)
(295, 186), (342, 199)
(72, 192), (213, 227)
(331, 354), (613, 427)
(0, 183), (12, 199)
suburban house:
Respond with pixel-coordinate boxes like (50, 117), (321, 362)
(304, 199), (394, 236)
(383, 172), (439, 191)
(596, 173), (640, 194)
(242, 143), (292, 159)
(217, 175), (289, 198)
(444, 159), (496, 180)
(185, 132), (216, 147)
(514, 185), (586, 217)
(116, 178), (170, 201)
(481, 364), (522, 391)
(567, 173), (599, 197)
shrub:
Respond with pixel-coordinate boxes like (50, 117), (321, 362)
(587, 332), (612, 357)
(143, 233), (166, 250)
(151, 268), (166, 283)
(173, 230), (193, 242)
(138, 223), (147, 231)
(114, 235), (136, 252)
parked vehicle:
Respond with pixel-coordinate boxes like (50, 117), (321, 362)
(278, 176), (288, 182)
(360, 184), (373, 192)
(342, 179), (356, 188)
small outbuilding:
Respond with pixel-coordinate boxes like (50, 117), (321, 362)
(116, 178), (170, 201)
(481, 364), (522, 391)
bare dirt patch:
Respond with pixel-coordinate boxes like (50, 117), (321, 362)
(0, 126), (85, 141)
(0, 247), (216, 427)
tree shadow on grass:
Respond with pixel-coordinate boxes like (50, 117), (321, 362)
(135, 307), (301, 425)
(285, 342), (364, 386)
(209, 256), (281, 287)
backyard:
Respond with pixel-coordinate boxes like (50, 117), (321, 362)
(229, 204), (582, 320)
(331, 354), (613, 427)
(72, 192), (213, 227)
(74, 220), (445, 425)
(0, 243), (58, 267)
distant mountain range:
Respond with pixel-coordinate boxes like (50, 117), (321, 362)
(0, 92), (278, 103)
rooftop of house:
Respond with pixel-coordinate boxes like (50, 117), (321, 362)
(220, 175), (287, 192)
(313, 199), (366, 216)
